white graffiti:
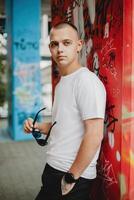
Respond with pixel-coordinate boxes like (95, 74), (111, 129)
(86, 38), (93, 56)
(101, 38), (115, 55)
(93, 52), (99, 76)
(108, 131), (115, 149)
(104, 22), (110, 39)
(98, 152), (118, 188)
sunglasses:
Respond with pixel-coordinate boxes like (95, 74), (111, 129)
(32, 107), (56, 146)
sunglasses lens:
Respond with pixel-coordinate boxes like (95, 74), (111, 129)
(32, 130), (41, 138)
(36, 139), (47, 146)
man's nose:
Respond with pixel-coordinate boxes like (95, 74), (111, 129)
(57, 42), (64, 52)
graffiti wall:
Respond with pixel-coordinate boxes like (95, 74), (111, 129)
(6, 0), (42, 140)
(51, 0), (134, 199)
(121, 1), (134, 200)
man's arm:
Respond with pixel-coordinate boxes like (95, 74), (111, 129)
(61, 118), (104, 195)
(69, 118), (104, 178)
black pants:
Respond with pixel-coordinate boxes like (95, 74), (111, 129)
(35, 163), (95, 200)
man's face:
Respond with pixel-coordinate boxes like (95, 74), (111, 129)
(49, 26), (82, 68)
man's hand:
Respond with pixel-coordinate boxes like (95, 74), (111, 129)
(23, 118), (52, 135)
(23, 118), (39, 134)
(61, 176), (75, 195)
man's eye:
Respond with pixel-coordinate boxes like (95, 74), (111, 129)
(50, 42), (58, 48)
(64, 41), (72, 46)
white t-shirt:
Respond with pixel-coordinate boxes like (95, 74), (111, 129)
(46, 67), (106, 179)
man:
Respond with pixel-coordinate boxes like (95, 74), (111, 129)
(24, 22), (106, 200)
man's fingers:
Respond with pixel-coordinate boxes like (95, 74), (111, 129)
(23, 117), (39, 134)
(61, 177), (75, 195)
(27, 118), (34, 130)
(23, 118), (33, 133)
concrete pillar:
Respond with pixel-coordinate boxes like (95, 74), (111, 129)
(6, 0), (42, 140)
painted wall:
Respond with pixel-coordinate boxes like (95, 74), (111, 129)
(51, 0), (134, 199)
(6, 0), (42, 140)
(121, 1), (134, 199)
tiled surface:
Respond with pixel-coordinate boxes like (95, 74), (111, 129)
(0, 139), (47, 200)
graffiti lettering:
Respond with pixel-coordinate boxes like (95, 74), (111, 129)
(105, 104), (118, 133)
(101, 38), (114, 53)
(65, 0), (83, 22)
(84, 7), (92, 40)
(101, 39), (117, 79)
(95, 0), (111, 37)
(98, 152), (118, 187)
(91, 51), (108, 84)
(14, 38), (39, 50)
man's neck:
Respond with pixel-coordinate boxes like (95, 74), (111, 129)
(59, 62), (82, 76)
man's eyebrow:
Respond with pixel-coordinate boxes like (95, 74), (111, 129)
(50, 38), (73, 42)
(62, 39), (73, 41)
(50, 40), (58, 43)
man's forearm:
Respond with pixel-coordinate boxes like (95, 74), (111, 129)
(69, 132), (103, 179)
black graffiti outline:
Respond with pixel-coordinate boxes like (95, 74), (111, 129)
(104, 104), (118, 133)
(92, 52), (108, 85)
(95, 0), (112, 37)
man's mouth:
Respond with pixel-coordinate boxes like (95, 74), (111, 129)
(57, 56), (66, 59)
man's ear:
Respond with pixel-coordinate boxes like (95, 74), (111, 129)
(77, 39), (83, 52)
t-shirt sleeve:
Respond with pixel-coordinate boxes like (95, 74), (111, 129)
(75, 75), (106, 120)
